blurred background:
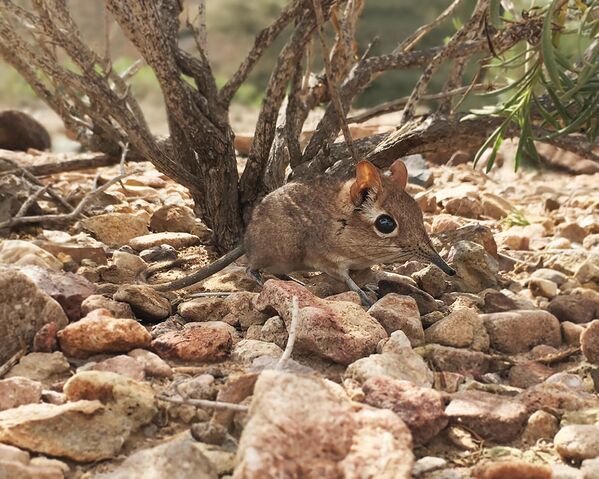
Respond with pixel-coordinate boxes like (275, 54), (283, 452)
(0, 1), (479, 112)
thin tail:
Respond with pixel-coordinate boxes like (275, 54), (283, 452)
(152, 245), (245, 291)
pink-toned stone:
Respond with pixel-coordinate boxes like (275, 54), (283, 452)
(81, 295), (135, 319)
(508, 361), (553, 388)
(57, 308), (151, 358)
(127, 349), (173, 378)
(0, 377), (42, 411)
(368, 294), (423, 345)
(86, 355), (145, 380)
(1, 268), (70, 366)
(362, 377), (447, 444)
(235, 370), (414, 479)
(151, 322), (233, 362)
(481, 310), (561, 353)
(14, 265), (96, 321)
(445, 390), (528, 442)
(32, 322), (58, 353)
(254, 280), (387, 365)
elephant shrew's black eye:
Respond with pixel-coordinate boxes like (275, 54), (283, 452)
(374, 214), (397, 234)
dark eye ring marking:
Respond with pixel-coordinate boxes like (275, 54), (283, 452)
(374, 214), (397, 234)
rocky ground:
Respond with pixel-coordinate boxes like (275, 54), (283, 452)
(0, 139), (598, 479)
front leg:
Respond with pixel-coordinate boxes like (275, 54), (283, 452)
(340, 272), (375, 307)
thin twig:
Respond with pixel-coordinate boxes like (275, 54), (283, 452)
(0, 347), (27, 379)
(0, 157), (74, 213)
(0, 172), (131, 229)
(276, 296), (300, 370)
(120, 59), (144, 82)
(14, 184), (50, 218)
(346, 83), (497, 124)
(395, 0), (465, 53)
(156, 393), (249, 412)
(311, 0), (359, 163)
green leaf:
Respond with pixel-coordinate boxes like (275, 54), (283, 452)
(541, 0), (563, 93)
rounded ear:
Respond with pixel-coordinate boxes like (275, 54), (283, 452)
(390, 159), (408, 190)
(350, 160), (382, 206)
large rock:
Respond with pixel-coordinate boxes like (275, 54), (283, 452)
(445, 390), (528, 442)
(0, 400), (130, 461)
(575, 256), (599, 284)
(94, 434), (217, 479)
(5, 352), (70, 382)
(518, 382), (599, 413)
(368, 294), (424, 345)
(0, 240), (62, 270)
(582, 321), (599, 364)
(81, 213), (149, 247)
(447, 241), (500, 293)
(80, 294), (134, 319)
(113, 285), (170, 322)
(14, 265), (96, 321)
(234, 371), (414, 479)
(84, 355), (145, 380)
(362, 377), (447, 444)
(0, 110), (51, 151)
(63, 371), (156, 428)
(481, 310), (561, 353)
(555, 425), (599, 461)
(57, 308), (151, 358)
(128, 349), (173, 378)
(0, 377), (42, 411)
(548, 295), (597, 324)
(0, 268), (68, 364)
(424, 309), (489, 351)
(150, 205), (199, 234)
(254, 280), (387, 365)
(152, 322), (234, 362)
(0, 371), (156, 462)
(432, 224), (498, 258)
(345, 351), (434, 387)
(420, 344), (493, 376)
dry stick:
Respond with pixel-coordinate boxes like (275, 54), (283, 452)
(397, 0), (489, 126)
(0, 348), (27, 379)
(156, 394), (249, 412)
(395, 0), (465, 53)
(311, 0), (359, 164)
(346, 83), (496, 124)
(0, 172), (130, 229)
(219, 0), (305, 106)
(14, 184), (51, 218)
(276, 296), (300, 370)
(0, 157), (74, 213)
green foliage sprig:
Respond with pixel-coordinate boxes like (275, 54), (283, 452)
(469, 0), (599, 171)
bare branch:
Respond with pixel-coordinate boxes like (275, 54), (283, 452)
(346, 83), (497, 124)
(311, 0), (359, 164)
(0, 172), (131, 230)
(219, 0), (307, 106)
(0, 156), (74, 213)
(395, 0), (464, 53)
(300, 6), (542, 165)
(398, 0), (489, 125)
(239, 2), (335, 208)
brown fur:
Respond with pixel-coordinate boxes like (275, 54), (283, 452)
(244, 160), (452, 282)
(0, 110), (51, 152)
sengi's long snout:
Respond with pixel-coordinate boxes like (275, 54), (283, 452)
(428, 250), (456, 276)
